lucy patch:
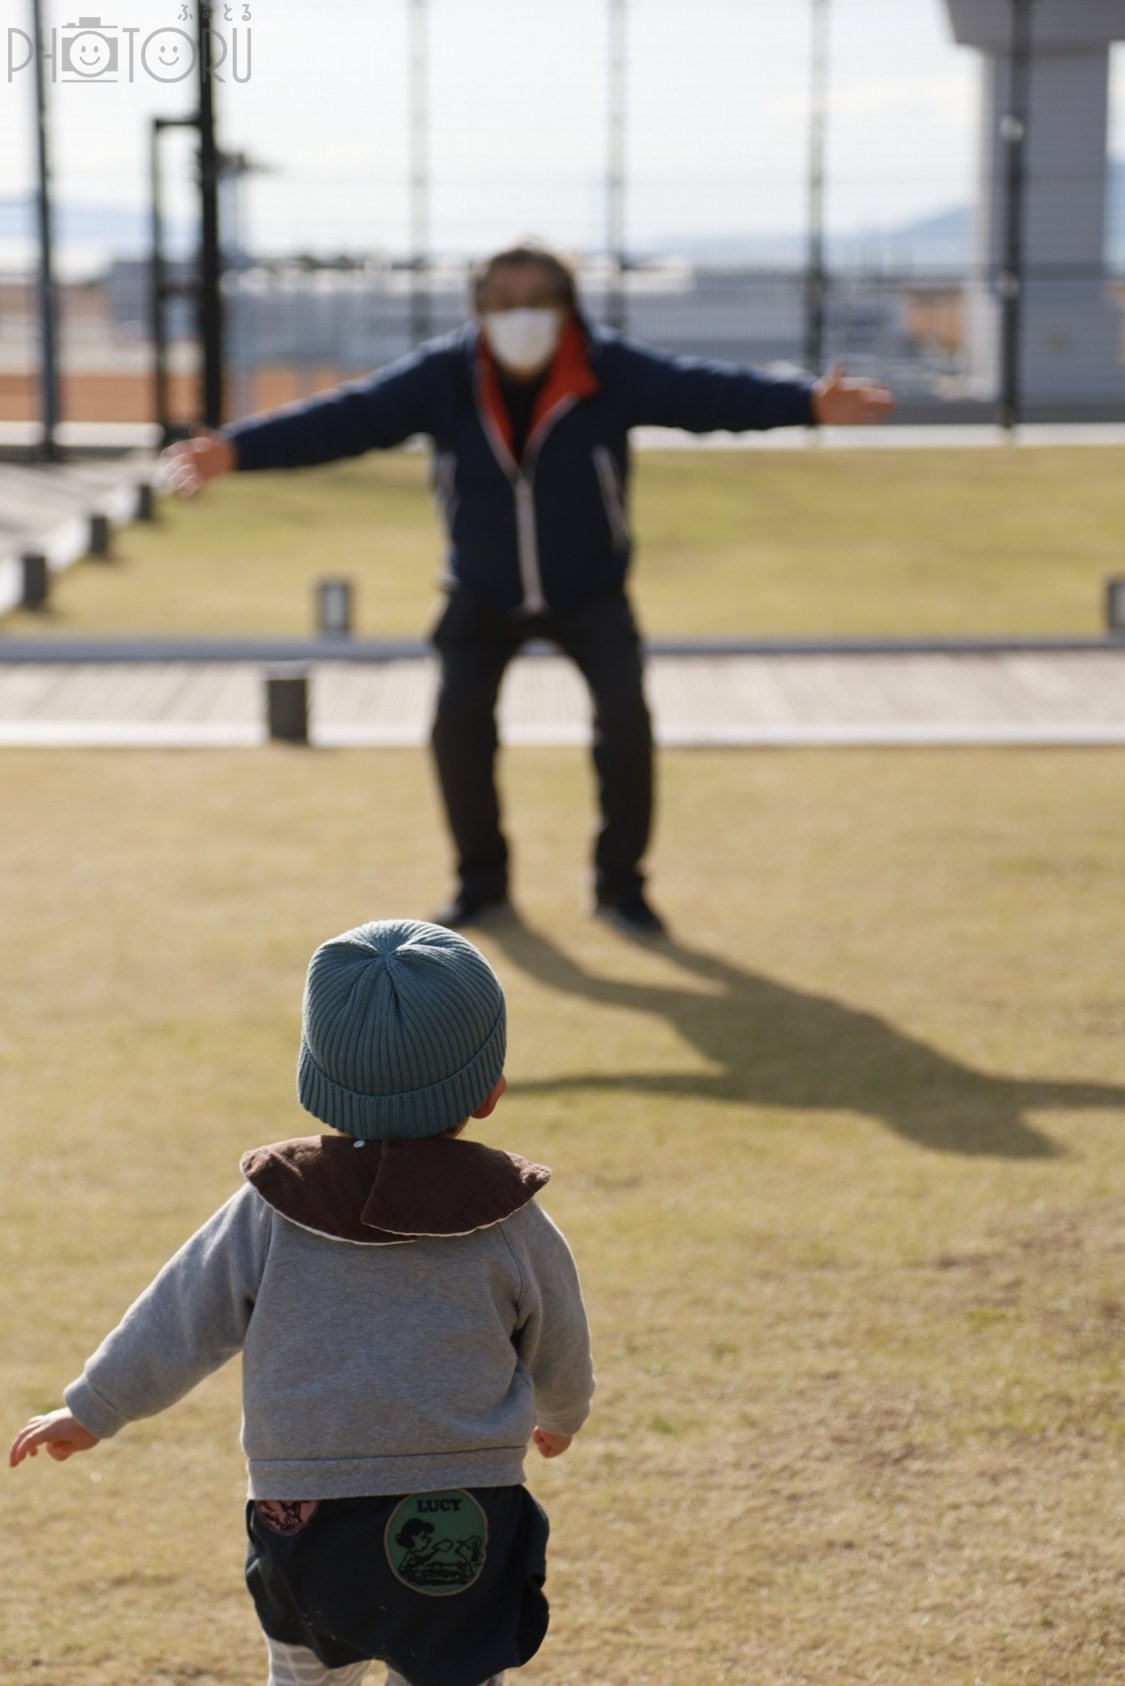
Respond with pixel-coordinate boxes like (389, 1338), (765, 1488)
(256, 1499), (320, 1536)
(384, 1489), (488, 1596)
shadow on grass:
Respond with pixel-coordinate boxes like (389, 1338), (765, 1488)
(490, 920), (1125, 1159)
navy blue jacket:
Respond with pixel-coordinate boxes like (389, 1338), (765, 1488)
(224, 319), (816, 616)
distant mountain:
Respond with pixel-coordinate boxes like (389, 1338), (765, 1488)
(867, 156), (1125, 268)
(0, 196), (154, 247)
(630, 212), (964, 271)
(640, 157), (1125, 271)
(1, 157), (1122, 273)
(838, 204), (970, 271)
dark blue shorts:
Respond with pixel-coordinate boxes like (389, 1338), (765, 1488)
(245, 1485), (549, 1686)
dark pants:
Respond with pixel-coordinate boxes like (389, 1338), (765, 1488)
(430, 587), (653, 904)
(246, 1486), (549, 1686)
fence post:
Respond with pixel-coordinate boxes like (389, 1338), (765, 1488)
(265, 664), (310, 743)
(20, 552), (50, 611)
(316, 577), (353, 638)
(87, 512), (112, 561)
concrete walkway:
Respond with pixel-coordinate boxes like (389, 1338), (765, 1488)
(2, 643), (1125, 748)
(0, 454), (155, 617)
(1, 423), (1122, 747)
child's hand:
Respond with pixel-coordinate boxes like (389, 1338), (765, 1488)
(9, 1409), (100, 1468)
(532, 1428), (572, 1459)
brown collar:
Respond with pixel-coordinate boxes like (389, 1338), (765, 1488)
(240, 1135), (551, 1246)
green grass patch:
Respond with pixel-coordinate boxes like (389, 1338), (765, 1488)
(3, 445), (1122, 641)
(3, 744), (1124, 1683)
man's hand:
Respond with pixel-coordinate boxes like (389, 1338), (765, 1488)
(9, 1408), (100, 1467)
(159, 427), (238, 497)
(812, 363), (894, 427)
(532, 1428), (572, 1459)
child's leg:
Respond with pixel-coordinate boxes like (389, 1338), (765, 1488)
(265, 1634), (370, 1686)
(265, 1644), (504, 1686)
(384, 1674), (505, 1686)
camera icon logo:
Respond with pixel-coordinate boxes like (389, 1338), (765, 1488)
(60, 16), (119, 81)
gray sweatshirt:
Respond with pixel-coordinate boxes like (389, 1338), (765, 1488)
(64, 1136), (595, 1499)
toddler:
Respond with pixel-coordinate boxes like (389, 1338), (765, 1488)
(10, 919), (595, 1686)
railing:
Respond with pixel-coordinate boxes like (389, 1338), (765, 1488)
(2, 255), (1124, 427)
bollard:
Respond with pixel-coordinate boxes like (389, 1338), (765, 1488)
(136, 482), (157, 522)
(265, 664), (310, 744)
(316, 577), (353, 638)
(20, 552), (49, 612)
(1105, 578), (1125, 636)
(87, 512), (112, 561)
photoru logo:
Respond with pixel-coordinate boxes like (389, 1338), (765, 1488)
(7, 12), (253, 85)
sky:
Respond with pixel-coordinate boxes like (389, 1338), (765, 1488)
(0, 0), (1123, 274)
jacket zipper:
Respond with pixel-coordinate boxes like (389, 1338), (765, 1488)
(433, 450), (459, 533)
(592, 445), (629, 549)
(475, 362), (576, 616)
(509, 479), (542, 614)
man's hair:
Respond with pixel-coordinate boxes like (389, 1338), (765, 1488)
(471, 243), (579, 311)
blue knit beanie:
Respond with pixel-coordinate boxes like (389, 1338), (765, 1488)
(297, 919), (507, 1141)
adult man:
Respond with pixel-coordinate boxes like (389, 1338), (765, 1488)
(164, 244), (892, 935)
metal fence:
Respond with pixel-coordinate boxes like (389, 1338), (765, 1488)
(4, 0), (1124, 443)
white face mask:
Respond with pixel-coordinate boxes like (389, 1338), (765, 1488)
(482, 308), (564, 375)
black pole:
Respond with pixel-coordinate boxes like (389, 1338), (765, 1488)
(30, 0), (61, 461)
(150, 119), (170, 445)
(804, 0), (829, 380)
(150, 116), (199, 445)
(606, 0), (627, 332)
(999, 0), (1032, 431)
(197, 1), (224, 426)
(408, 0), (431, 346)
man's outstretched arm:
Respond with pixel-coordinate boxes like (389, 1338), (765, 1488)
(160, 342), (447, 493)
(608, 334), (892, 433)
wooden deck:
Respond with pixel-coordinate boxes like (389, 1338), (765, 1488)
(3, 647), (1125, 748)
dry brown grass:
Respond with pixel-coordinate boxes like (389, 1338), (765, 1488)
(2, 745), (1123, 1685)
(3, 444), (1123, 642)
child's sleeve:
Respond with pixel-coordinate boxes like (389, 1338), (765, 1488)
(63, 1184), (272, 1441)
(511, 1205), (596, 1437)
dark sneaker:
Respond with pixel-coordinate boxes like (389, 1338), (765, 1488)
(593, 891), (668, 938)
(429, 891), (513, 931)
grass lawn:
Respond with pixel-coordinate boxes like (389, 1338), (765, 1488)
(2, 743), (1124, 1685)
(2, 445), (1123, 641)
